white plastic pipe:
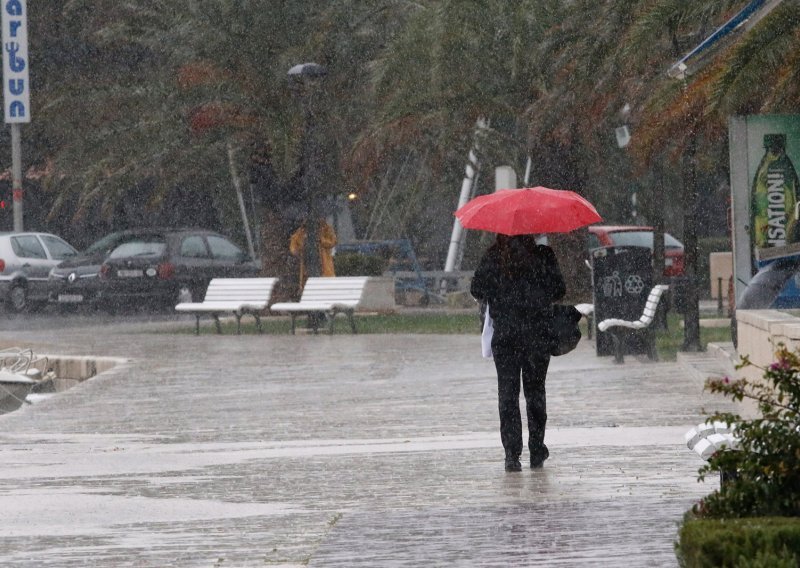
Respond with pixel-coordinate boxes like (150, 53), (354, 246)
(227, 140), (256, 261)
(443, 118), (487, 278)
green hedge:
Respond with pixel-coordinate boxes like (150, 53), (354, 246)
(333, 253), (387, 276)
(677, 516), (800, 567)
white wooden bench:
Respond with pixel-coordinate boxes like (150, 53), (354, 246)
(685, 421), (740, 485)
(597, 284), (669, 363)
(270, 276), (369, 334)
(175, 278), (278, 335)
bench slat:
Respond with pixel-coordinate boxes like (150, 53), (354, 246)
(270, 277), (370, 334)
(175, 278), (277, 313)
(597, 284), (668, 333)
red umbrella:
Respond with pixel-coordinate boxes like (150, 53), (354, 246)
(454, 186), (602, 235)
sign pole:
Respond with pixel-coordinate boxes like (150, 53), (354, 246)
(11, 122), (21, 230)
(3, 0), (31, 232)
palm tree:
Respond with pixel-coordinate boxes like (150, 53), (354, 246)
(711, 1), (800, 114)
(620, 0), (798, 350)
(26, 1), (412, 253)
(353, 0), (560, 258)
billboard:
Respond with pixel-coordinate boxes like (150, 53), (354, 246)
(729, 115), (800, 299)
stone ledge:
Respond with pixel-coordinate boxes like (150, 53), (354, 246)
(735, 308), (798, 330)
(357, 277), (397, 312)
(34, 355), (128, 393)
(736, 309), (800, 388)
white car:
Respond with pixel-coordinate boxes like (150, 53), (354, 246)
(0, 232), (79, 312)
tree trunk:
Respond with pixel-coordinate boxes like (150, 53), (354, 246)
(652, 164), (666, 285)
(550, 229), (592, 304)
(682, 134), (702, 352)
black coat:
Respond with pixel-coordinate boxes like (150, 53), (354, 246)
(471, 244), (566, 348)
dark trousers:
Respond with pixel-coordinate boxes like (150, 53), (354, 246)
(492, 339), (550, 460)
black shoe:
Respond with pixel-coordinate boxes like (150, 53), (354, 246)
(505, 456), (522, 472)
(530, 447), (549, 469)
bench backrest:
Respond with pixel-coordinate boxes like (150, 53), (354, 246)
(639, 284), (669, 325)
(299, 277), (369, 303)
(202, 278), (277, 303)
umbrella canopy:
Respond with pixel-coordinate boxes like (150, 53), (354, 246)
(738, 256), (800, 310)
(454, 186), (602, 235)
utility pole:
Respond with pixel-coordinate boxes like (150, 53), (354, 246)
(682, 134), (702, 351)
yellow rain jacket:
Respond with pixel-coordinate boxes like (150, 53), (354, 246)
(289, 220), (337, 291)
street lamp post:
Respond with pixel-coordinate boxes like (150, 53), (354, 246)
(288, 62), (327, 282)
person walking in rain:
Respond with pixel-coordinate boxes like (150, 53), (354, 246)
(471, 234), (566, 472)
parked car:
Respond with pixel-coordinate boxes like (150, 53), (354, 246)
(587, 225), (685, 276)
(587, 224), (687, 308)
(0, 231), (79, 312)
(49, 228), (259, 310)
(48, 230), (143, 309)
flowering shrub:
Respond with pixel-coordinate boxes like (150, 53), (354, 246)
(694, 344), (800, 519)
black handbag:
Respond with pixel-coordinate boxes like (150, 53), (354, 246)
(550, 304), (582, 356)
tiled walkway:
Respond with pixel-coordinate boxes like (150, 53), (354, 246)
(0, 318), (739, 566)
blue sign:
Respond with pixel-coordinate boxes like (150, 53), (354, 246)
(2, 0), (29, 123)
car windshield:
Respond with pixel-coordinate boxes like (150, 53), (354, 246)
(109, 240), (167, 259)
(85, 233), (166, 257)
(609, 231), (683, 250)
(84, 232), (128, 255)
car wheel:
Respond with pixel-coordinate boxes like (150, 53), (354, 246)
(7, 284), (27, 313)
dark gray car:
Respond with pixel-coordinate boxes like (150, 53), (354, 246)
(0, 232), (79, 312)
(49, 228), (260, 311)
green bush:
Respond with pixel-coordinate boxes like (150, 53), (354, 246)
(694, 345), (800, 519)
(333, 253), (387, 276)
(677, 516), (800, 567)
(678, 344), (800, 565)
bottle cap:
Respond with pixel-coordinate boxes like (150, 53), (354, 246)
(764, 134), (786, 151)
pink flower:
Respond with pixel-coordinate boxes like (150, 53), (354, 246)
(771, 358), (792, 371)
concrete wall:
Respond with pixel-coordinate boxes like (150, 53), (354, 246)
(731, 309), (800, 417)
(44, 355), (122, 380)
(709, 252), (733, 299)
(359, 277), (397, 312)
(36, 355), (127, 392)
(735, 309), (800, 382)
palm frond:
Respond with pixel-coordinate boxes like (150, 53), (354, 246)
(711, 1), (800, 113)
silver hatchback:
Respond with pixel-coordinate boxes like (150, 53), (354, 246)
(0, 232), (79, 312)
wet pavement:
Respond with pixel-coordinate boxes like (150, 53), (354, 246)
(0, 314), (739, 566)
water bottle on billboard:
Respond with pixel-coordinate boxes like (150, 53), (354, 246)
(751, 134), (800, 248)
